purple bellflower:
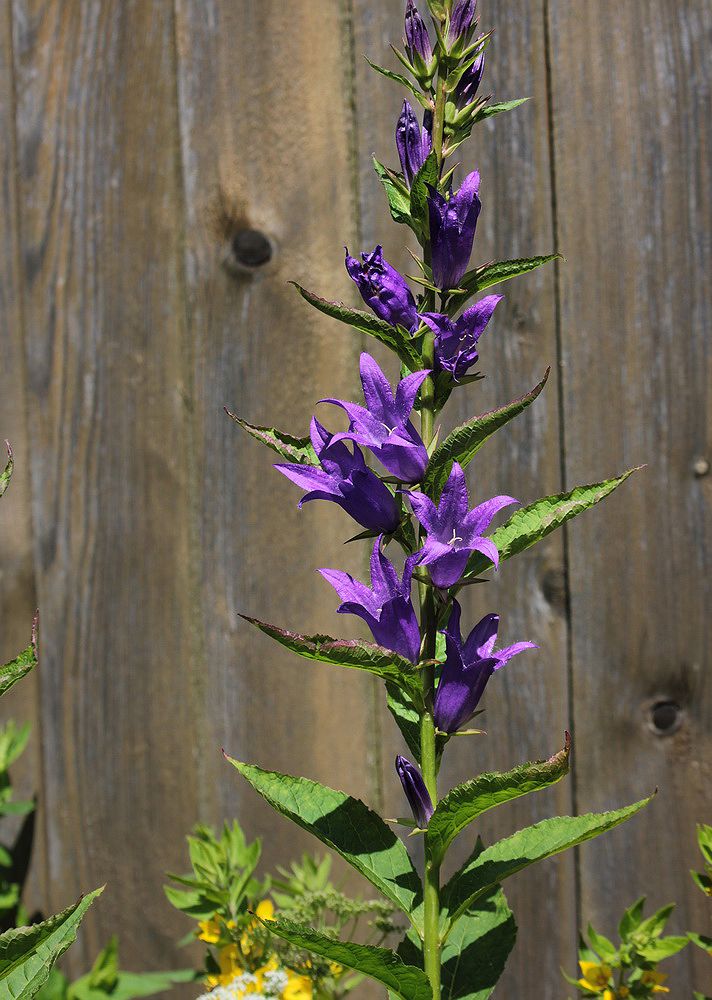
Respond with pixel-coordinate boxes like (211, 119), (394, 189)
(408, 462), (518, 588)
(455, 48), (485, 109)
(427, 171), (482, 289)
(434, 600), (537, 734)
(395, 755), (433, 827)
(321, 353), (430, 484)
(345, 246), (419, 332)
(421, 294), (503, 381)
(404, 0), (433, 71)
(274, 417), (400, 534)
(448, 0), (477, 45)
(396, 100), (432, 187)
(320, 538), (421, 663)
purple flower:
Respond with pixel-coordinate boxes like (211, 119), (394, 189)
(320, 539), (421, 663)
(395, 755), (433, 827)
(428, 171), (482, 289)
(421, 295), (503, 381)
(345, 246), (419, 332)
(321, 353), (430, 484)
(275, 418), (400, 534)
(408, 462), (518, 588)
(396, 100), (432, 187)
(455, 49), (485, 109)
(404, 0), (433, 69)
(448, 0), (476, 45)
(434, 600), (537, 734)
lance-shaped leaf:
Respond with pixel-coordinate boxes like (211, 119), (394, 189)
(450, 254), (561, 309)
(291, 284), (422, 372)
(0, 613), (39, 700)
(409, 151), (439, 244)
(225, 412), (316, 465)
(226, 758), (423, 924)
(373, 157), (413, 229)
(401, 885), (516, 1000)
(423, 370), (550, 500)
(425, 736), (570, 866)
(461, 468), (641, 582)
(259, 916), (431, 1000)
(0, 886), (103, 997)
(0, 442), (13, 498)
(474, 98), (530, 122)
(365, 58), (432, 111)
(241, 616), (417, 693)
(442, 797), (652, 931)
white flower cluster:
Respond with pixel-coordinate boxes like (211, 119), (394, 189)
(195, 968), (291, 1000)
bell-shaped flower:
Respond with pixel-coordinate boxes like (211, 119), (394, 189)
(395, 755), (433, 827)
(447, 0), (477, 46)
(345, 246), (419, 332)
(321, 353), (430, 484)
(420, 295), (503, 381)
(396, 100), (432, 187)
(455, 48), (485, 110)
(275, 418), (400, 534)
(427, 171), (482, 290)
(320, 538), (421, 663)
(434, 600), (537, 733)
(408, 462), (518, 588)
(404, 0), (434, 74)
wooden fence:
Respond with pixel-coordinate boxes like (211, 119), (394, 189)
(0, 1), (709, 995)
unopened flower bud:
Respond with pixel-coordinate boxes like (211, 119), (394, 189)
(396, 755), (433, 827)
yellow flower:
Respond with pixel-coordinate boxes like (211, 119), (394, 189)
(618, 987), (631, 998)
(603, 991), (616, 1000)
(256, 900), (275, 921)
(578, 961), (613, 991)
(329, 962), (343, 977)
(284, 969), (312, 1000)
(641, 970), (669, 993)
(242, 900), (276, 955)
(198, 919), (222, 944)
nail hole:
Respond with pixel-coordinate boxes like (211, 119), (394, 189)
(648, 699), (683, 736)
(231, 229), (273, 269)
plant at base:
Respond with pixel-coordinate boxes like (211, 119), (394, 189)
(225, 2), (650, 998)
(689, 824), (712, 999)
(563, 899), (688, 999)
(166, 821), (398, 1000)
(0, 718), (34, 929)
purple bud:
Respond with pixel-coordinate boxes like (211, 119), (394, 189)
(396, 101), (433, 187)
(448, 0), (477, 44)
(404, 0), (433, 66)
(427, 171), (482, 289)
(396, 755), (434, 827)
(455, 50), (485, 110)
(345, 246), (419, 332)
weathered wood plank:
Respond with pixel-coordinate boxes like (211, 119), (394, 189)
(549, 0), (712, 989)
(173, 0), (376, 884)
(12, 0), (199, 974)
(351, 2), (575, 994)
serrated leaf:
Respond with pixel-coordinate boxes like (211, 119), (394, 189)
(241, 616), (417, 691)
(409, 151), (439, 243)
(461, 468), (641, 582)
(1, 616), (39, 700)
(443, 797), (651, 930)
(474, 98), (530, 122)
(261, 916), (430, 1000)
(0, 443), (13, 498)
(364, 58), (432, 111)
(0, 887), (103, 998)
(292, 284), (422, 372)
(425, 738), (570, 867)
(34, 968), (68, 1000)
(422, 371), (550, 500)
(225, 412), (316, 465)
(226, 758), (423, 924)
(373, 158), (413, 229)
(450, 255), (560, 309)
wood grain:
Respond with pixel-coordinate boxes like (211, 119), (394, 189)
(12, 0), (200, 974)
(549, 0), (712, 989)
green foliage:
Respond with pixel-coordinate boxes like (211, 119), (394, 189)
(226, 759), (423, 927)
(258, 915), (432, 1000)
(422, 370), (550, 500)
(226, 413), (317, 465)
(409, 153), (440, 244)
(0, 888), (103, 999)
(373, 158), (413, 229)
(0, 719), (35, 926)
(461, 469), (641, 582)
(291, 283), (422, 372)
(448, 255), (561, 310)
(1, 442), (13, 497)
(0, 616), (39, 700)
(689, 823), (712, 964)
(425, 737), (571, 867)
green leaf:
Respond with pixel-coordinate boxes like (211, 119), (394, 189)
(443, 797), (651, 930)
(461, 468), (641, 582)
(225, 412), (316, 465)
(0, 443), (13, 498)
(425, 737), (571, 867)
(373, 158), (413, 229)
(386, 683), (422, 765)
(34, 968), (68, 1000)
(0, 887), (103, 999)
(364, 58), (432, 110)
(696, 822), (712, 864)
(688, 931), (712, 956)
(586, 924), (617, 959)
(226, 758), (423, 924)
(450, 255), (561, 309)
(422, 370), (550, 500)
(69, 968), (196, 999)
(0, 615), (39, 700)
(635, 935), (688, 962)
(260, 916), (431, 1000)
(474, 98), (530, 122)
(409, 151), (439, 243)
(634, 902), (674, 939)
(241, 616), (417, 691)
(291, 283), (422, 372)
(691, 870), (712, 895)
(618, 896), (647, 939)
